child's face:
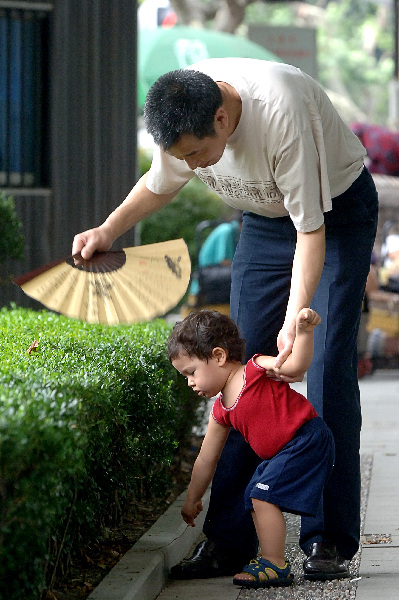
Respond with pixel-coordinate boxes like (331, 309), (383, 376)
(172, 352), (227, 399)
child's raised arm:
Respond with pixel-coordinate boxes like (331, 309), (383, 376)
(255, 308), (321, 379)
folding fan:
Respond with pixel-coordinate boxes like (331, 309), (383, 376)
(14, 239), (191, 325)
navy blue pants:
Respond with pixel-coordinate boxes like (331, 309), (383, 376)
(202, 167), (378, 561)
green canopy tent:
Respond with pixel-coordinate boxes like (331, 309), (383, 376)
(138, 26), (281, 111)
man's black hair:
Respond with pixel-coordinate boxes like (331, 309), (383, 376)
(144, 69), (223, 150)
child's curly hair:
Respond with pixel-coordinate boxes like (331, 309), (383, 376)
(167, 310), (246, 363)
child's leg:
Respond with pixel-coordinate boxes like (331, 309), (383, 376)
(234, 499), (287, 581)
(253, 499), (286, 566)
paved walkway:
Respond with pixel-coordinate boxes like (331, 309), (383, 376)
(88, 370), (399, 600)
(355, 370), (399, 600)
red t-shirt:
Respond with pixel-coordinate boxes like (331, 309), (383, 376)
(211, 355), (318, 459)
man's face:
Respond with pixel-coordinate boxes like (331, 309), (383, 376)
(167, 131), (228, 170)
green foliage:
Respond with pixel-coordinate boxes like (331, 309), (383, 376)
(245, 0), (394, 125)
(140, 178), (231, 264)
(316, 0), (393, 123)
(0, 307), (202, 600)
(0, 191), (25, 264)
(245, 1), (293, 25)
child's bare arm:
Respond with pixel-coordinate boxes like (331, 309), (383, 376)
(255, 308), (321, 378)
(182, 414), (229, 527)
(284, 308), (320, 374)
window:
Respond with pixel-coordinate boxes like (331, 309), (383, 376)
(0, 4), (51, 188)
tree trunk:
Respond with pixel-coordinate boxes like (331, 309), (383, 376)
(213, 0), (246, 33)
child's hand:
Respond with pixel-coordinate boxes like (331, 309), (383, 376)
(296, 308), (321, 332)
(181, 499), (203, 527)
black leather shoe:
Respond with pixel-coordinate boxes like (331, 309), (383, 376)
(303, 541), (350, 581)
(169, 539), (249, 579)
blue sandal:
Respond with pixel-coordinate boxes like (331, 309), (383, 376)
(233, 557), (294, 589)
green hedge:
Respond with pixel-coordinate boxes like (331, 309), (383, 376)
(0, 191), (25, 265)
(0, 307), (201, 600)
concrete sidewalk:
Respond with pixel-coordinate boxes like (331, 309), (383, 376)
(355, 370), (399, 600)
(88, 370), (399, 600)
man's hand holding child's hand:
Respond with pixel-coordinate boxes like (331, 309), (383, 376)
(267, 308), (321, 381)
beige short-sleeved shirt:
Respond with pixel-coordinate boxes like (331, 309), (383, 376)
(146, 58), (366, 232)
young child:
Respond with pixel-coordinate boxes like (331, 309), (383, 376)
(167, 308), (334, 589)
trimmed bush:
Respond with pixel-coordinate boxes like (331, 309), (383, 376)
(0, 191), (25, 264)
(0, 307), (202, 600)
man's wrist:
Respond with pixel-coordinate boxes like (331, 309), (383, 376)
(100, 219), (119, 246)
